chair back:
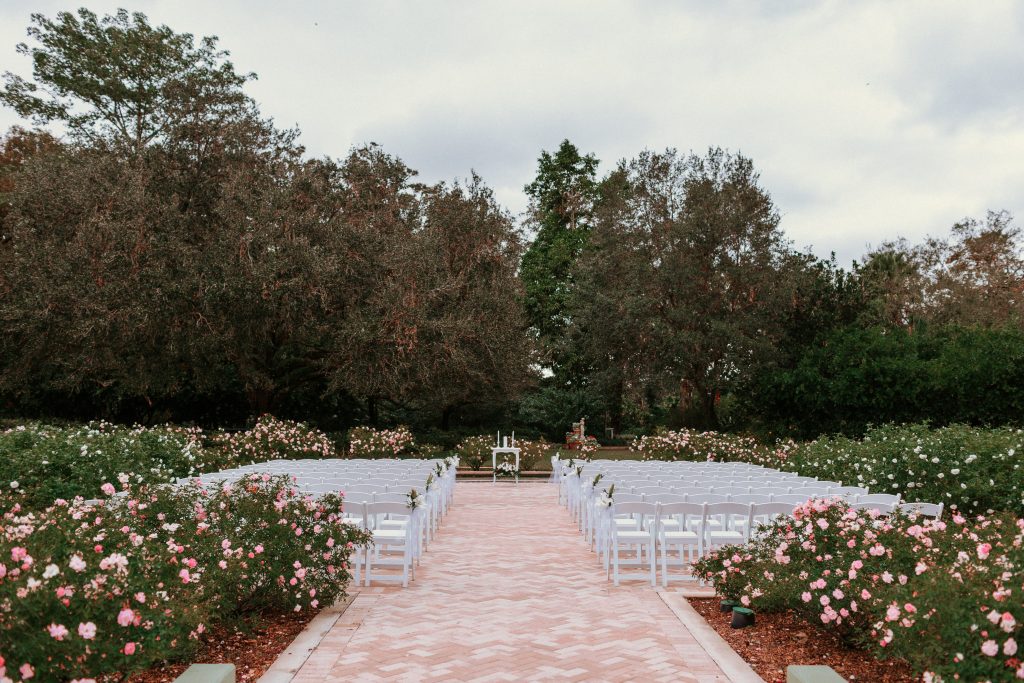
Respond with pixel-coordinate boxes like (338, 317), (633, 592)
(729, 493), (773, 504)
(851, 501), (895, 514)
(686, 493), (728, 504)
(898, 501), (943, 518)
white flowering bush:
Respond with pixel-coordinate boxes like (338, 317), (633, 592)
(0, 475), (369, 681)
(0, 422), (208, 511)
(785, 423), (1024, 515)
(695, 498), (1024, 682)
(455, 435), (492, 470)
(346, 426), (415, 458)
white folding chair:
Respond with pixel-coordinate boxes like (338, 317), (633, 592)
(857, 493), (901, 507)
(748, 502), (797, 539)
(897, 501), (944, 519)
(657, 502), (704, 586)
(608, 502), (657, 587)
(703, 502), (752, 551)
(363, 501), (418, 587)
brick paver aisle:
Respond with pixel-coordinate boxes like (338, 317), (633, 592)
(293, 481), (728, 682)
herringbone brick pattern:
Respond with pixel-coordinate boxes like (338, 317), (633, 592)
(293, 482), (728, 682)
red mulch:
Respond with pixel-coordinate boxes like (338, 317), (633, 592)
(689, 598), (917, 683)
(124, 609), (318, 683)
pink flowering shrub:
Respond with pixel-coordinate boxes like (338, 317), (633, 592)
(695, 498), (1024, 681)
(212, 415), (335, 466)
(347, 426), (415, 458)
(630, 428), (789, 467)
(0, 475), (369, 681)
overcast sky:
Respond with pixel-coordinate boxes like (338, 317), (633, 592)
(2, 1), (1022, 265)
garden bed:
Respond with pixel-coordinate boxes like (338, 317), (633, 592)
(126, 609), (317, 683)
(690, 597), (915, 683)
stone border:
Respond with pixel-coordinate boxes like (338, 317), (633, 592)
(658, 590), (766, 683)
(255, 592), (358, 683)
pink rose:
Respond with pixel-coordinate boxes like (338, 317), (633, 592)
(117, 607), (135, 627)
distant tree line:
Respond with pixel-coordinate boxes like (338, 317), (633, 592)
(519, 141), (1024, 440)
(2, 8), (1022, 439)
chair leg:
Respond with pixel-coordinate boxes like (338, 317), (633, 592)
(402, 545), (409, 588)
(660, 539), (668, 588)
(613, 537), (620, 586)
(648, 539), (656, 587)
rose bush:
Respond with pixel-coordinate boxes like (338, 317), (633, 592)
(346, 426), (416, 458)
(212, 415), (335, 466)
(630, 428), (790, 468)
(695, 498), (1024, 682)
(0, 475), (369, 682)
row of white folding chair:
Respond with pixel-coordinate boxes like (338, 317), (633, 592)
(601, 501), (796, 586)
(617, 485), (868, 499)
(339, 500), (420, 587)
(597, 496), (940, 588)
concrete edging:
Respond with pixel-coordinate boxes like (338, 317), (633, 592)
(255, 592), (358, 683)
(658, 591), (767, 683)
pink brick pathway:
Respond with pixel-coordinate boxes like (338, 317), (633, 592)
(292, 481), (729, 682)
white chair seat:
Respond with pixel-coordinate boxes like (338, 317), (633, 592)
(372, 529), (406, 541)
(663, 530), (699, 541)
(708, 530), (744, 543)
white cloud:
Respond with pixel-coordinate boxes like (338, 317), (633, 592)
(1, 0), (1020, 265)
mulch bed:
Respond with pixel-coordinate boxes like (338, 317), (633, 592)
(689, 597), (917, 683)
(124, 609), (318, 683)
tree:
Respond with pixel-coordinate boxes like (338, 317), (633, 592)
(519, 140), (599, 380)
(1, 8), (254, 156)
(320, 148), (530, 426)
(915, 211), (1024, 328)
(570, 148), (803, 429)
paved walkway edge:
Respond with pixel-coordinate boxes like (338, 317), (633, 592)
(658, 591), (767, 683)
(256, 592), (358, 683)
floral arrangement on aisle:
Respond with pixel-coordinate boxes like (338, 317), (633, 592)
(595, 483), (615, 509)
(694, 497), (1024, 682)
(407, 488), (422, 509)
